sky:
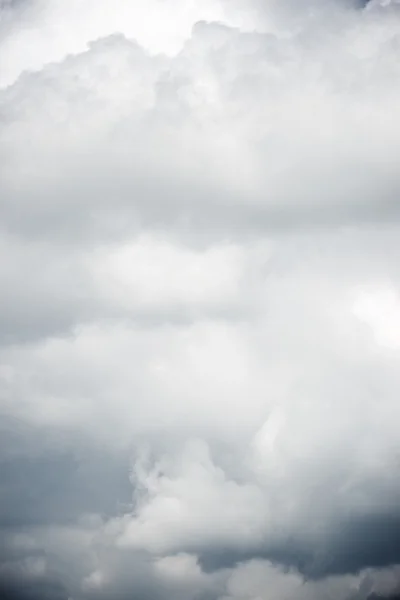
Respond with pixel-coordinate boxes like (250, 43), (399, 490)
(1, 0), (400, 598)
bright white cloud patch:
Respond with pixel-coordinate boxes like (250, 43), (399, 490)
(353, 284), (400, 348)
(1, 1), (400, 600)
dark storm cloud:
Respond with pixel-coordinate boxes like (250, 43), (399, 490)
(141, 500), (400, 579)
(318, 513), (400, 577)
(368, 595), (400, 600)
(201, 512), (400, 579)
(0, 581), (67, 600)
(0, 420), (132, 528)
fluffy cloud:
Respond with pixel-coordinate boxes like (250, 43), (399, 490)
(1, 0), (400, 599)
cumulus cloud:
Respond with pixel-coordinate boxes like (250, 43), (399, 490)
(1, 0), (400, 599)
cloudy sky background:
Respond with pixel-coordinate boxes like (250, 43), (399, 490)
(1, 0), (400, 598)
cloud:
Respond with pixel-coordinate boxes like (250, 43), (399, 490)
(2, 0), (400, 599)
(2, 2), (400, 243)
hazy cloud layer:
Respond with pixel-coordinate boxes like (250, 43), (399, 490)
(1, 0), (400, 599)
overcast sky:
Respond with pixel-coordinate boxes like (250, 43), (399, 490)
(1, 0), (400, 599)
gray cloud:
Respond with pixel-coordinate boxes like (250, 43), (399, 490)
(2, 1), (400, 599)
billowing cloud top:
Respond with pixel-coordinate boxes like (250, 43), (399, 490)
(1, 1), (400, 599)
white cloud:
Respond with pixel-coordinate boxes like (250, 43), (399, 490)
(352, 284), (400, 349)
(2, 2), (400, 244)
(87, 235), (245, 312)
